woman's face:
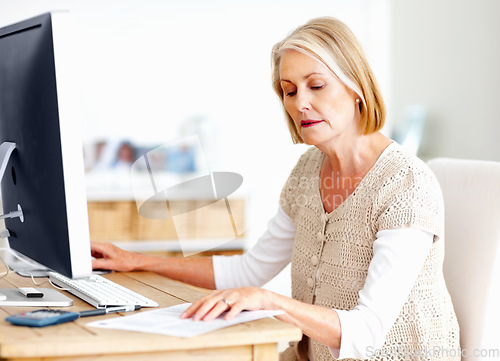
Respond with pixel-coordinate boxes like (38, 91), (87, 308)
(279, 50), (359, 146)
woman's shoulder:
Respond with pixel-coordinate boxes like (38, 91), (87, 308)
(371, 142), (444, 214)
(296, 146), (322, 164)
(282, 146), (322, 188)
(373, 143), (445, 239)
(377, 142), (438, 186)
(279, 147), (322, 215)
(287, 146), (322, 175)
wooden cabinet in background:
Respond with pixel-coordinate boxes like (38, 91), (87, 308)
(87, 199), (246, 256)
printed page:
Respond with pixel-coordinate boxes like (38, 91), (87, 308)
(87, 303), (284, 337)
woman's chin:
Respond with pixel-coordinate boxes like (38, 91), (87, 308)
(301, 133), (334, 147)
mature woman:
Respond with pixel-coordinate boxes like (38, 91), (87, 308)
(91, 17), (460, 360)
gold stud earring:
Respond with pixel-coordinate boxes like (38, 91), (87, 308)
(355, 98), (361, 103)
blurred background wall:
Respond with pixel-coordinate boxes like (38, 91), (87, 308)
(390, 0), (500, 161)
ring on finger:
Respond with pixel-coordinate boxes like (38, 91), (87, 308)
(222, 298), (232, 308)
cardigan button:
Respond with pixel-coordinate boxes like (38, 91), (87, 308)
(311, 255), (319, 266)
(316, 232), (323, 240)
(307, 278), (315, 288)
(321, 213), (328, 223)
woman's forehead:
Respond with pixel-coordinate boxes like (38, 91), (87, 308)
(279, 50), (331, 79)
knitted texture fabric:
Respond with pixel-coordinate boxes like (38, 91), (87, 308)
(279, 144), (460, 361)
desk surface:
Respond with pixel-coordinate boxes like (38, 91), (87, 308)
(0, 272), (301, 361)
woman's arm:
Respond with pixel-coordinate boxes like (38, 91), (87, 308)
(213, 206), (295, 289)
(91, 242), (216, 289)
(91, 205), (295, 291)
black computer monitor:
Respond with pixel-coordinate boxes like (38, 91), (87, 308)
(0, 12), (92, 279)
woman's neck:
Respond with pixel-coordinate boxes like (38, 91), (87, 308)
(316, 132), (391, 177)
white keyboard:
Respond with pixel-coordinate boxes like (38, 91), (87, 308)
(49, 272), (159, 309)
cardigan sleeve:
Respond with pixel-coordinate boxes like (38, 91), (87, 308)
(212, 206), (295, 289)
(374, 161), (445, 241)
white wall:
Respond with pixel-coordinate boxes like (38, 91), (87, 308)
(0, 0), (391, 295)
(390, 0), (500, 161)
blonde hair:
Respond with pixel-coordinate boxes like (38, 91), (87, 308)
(271, 17), (386, 143)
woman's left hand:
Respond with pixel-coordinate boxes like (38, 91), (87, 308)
(181, 287), (275, 322)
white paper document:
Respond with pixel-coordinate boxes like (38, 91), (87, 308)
(87, 303), (284, 337)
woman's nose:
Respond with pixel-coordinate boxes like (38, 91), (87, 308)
(296, 90), (310, 111)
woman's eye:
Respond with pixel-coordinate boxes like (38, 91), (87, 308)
(311, 85), (324, 90)
(285, 90), (296, 97)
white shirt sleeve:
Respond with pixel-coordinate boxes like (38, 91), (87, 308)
(330, 228), (434, 360)
(212, 205), (296, 289)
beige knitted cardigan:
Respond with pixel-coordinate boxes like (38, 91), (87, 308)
(279, 144), (460, 361)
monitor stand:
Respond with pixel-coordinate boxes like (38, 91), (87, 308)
(15, 269), (51, 278)
(4, 251), (51, 278)
(0, 142), (73, 306)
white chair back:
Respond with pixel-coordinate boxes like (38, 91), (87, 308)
(428, 158), (500, 361)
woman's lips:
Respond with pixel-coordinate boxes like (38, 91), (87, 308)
(301, 120), (323, 128)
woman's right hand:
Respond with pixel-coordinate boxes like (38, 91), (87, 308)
(91, 241), (143, 272)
